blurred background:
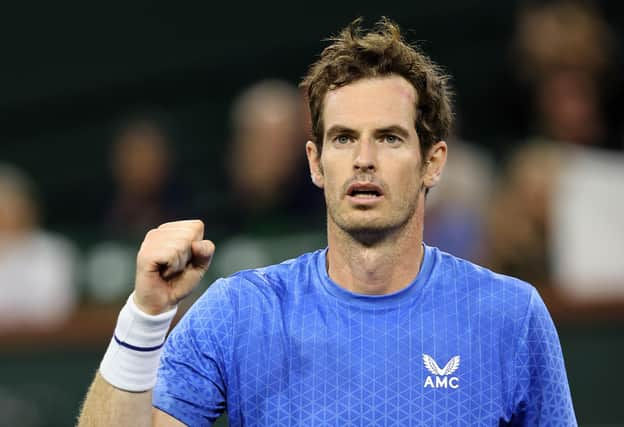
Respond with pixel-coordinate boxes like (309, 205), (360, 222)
(1, 0), (623, 425)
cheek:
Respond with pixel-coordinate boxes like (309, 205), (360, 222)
(321, 169), (347, 200)
(395, 173), (423, 198)
(387, 155), (422, 183)
(319, 156), (340, 188)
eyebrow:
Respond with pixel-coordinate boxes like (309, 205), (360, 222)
(374, 125), (411, 139)
(325, 124), (412, 140)
(325, 125), (358, 139)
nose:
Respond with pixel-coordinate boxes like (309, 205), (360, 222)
(353, 137), (377, 172)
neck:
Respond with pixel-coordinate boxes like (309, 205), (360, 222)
(326, 201), (425, 295)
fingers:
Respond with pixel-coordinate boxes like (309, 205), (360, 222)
(157, 240), (214, 280)
(134, 219), (212, 314)
(158, 220), (204, 240)
(137, 220), (207, 278)
(191, 240), (215, 271)
(158, 243), (193, 280)
(160, 240), (215, 280)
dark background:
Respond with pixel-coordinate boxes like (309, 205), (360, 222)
(3, 1), (622, 234)
(1, 2), (624, 426)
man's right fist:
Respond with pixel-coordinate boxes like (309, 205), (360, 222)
(134, 220), (215, 315)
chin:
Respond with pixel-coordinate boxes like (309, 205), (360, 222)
(346, 225), (397, 246)
(335, 215), (403, 245)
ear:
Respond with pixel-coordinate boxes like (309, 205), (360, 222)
(306, 140), (324, 188)
(422, 141), (447, 189)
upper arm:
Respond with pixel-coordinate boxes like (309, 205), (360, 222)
(152, 279), (233, 426)
(153, 408), (187, 427)
(510, 289), (576, 425)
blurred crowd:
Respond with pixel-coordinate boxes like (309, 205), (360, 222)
(1, 0), (623, 335)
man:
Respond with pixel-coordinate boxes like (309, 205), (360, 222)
(78, 18), (576, 426)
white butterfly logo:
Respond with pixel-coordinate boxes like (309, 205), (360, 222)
(422, 354), (461, 376)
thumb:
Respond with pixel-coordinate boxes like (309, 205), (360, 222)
(191, 240), (215, 271)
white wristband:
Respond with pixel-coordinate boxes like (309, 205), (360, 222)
(99, 292), (177, 392)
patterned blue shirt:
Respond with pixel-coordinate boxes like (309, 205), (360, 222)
(153, 245), (576, 426)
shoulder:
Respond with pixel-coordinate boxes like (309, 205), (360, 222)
(191, 249), (323, 311)
(430, 246), (538, 321)
(434, 246), (535, 292)
(172, 250), (323, 347)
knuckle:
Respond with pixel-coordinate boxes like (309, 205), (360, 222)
(158, 220), (187, 230)
(167, 237), (192, 251)
(187, 219), (204, 234)
(144, 228), (159, 239)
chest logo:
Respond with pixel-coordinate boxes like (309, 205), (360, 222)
(423, 354), (460, 389)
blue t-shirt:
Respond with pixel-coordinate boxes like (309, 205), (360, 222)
(153, 245), (576, 426)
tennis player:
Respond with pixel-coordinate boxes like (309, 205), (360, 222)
(78, 18), (576, 426)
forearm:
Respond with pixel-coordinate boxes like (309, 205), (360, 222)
(76, 295), (182, 426)
(77, 220), (212, 427)
(77, 371), (152, 427)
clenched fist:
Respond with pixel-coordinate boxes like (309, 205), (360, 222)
(134, 220), (215, 315)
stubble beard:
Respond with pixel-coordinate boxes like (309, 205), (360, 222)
(326, 189), (421, 247)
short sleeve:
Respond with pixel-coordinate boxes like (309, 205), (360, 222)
(510, 288), (577, 426)
(153, 279), (233, 426)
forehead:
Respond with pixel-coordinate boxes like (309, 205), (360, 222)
(323, 75), (418, 132)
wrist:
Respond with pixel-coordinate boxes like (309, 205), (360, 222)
(132, 284), (177, 316)
(99, 292), (178, 392)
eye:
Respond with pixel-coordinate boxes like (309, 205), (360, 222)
(335, 134), (353, 144)
(382, 134), (402, 144)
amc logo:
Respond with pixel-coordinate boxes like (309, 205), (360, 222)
(422, 354), (460, 389)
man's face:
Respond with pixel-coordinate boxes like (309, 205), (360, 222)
(307, 75), (428, 238)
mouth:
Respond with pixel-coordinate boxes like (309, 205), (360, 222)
(346, 182), (384, 202)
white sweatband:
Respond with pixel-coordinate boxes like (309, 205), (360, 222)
(99, 292), (177, 392)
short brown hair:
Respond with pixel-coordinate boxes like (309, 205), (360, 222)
(300, 17), (454, 158)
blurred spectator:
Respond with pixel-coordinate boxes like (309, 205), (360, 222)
(488, 68), (608, 285)
(535, 68), (607, 147)
(510, 0), (621, 150)
(511, 0), (614, 85)
(487, 142), (561, 285)
(0, 164), (78, 331)
(487, 0), (624, 291)
(551, 146), (624, 299)
(210, 80), (325, 278)
(223, 79), (324, 233)
(85, 111), (189, 304)
(104, 111), (187, 241)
